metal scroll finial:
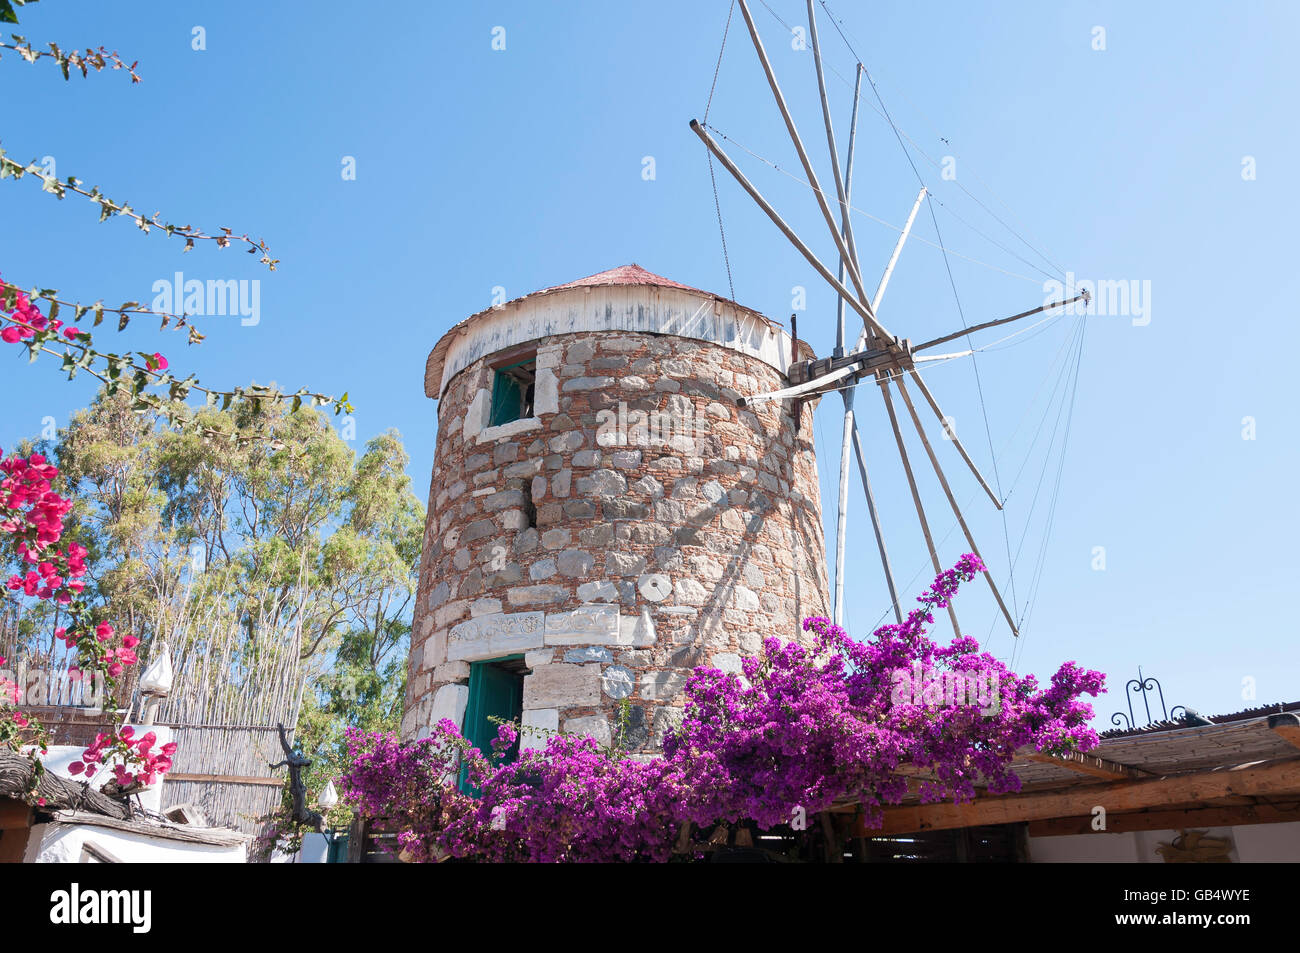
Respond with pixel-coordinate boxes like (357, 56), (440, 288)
(1109, 667), (1187, 730)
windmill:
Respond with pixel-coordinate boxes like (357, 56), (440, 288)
(690, 0), (1091, 639)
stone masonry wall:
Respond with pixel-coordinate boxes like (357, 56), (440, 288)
(403, 329), (829, 752)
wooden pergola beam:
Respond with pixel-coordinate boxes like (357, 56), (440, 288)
(1019, 749), (1149, 782)
(854, 757), (1300, 836)
(1027, 799), (1300, 837)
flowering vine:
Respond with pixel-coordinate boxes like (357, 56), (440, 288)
(0, 148), (278, 270)
(1, 278), (353, 440)
(342, 555), (1106, 862)
(0, 446), (168, 801)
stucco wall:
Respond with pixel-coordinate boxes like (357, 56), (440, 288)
(1028, 821), (1300, 862)
(26, 822), (247, 863)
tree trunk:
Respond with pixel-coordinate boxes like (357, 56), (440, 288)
(0, 752), (131, 819)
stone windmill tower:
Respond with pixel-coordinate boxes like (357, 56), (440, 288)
(403, 264), (829, 755)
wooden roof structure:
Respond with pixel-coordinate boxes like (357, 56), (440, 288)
(839, 703), (1300, 838)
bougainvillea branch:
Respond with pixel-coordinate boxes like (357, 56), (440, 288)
(2, 281), (207, 343)
(342, 555), (1106, 863)
(1, 278), (353, 442)
(0, 148), (278, 270)
(0, 35), (139, 82)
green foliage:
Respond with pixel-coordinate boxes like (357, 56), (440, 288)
(3, 390), (423, 825)
(0, 1), (37, 26)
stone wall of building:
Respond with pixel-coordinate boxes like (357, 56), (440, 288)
(403, 328), (829, 751)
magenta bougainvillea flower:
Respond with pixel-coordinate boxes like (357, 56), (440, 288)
(342, 555), (1106, 862)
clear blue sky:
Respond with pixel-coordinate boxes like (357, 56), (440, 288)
(2, 1), (1296, 728)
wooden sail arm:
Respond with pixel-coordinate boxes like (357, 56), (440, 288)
(735, 0), (872, 309)
(906, 367), (1003, 511)
(689, 119), (897, 346)
(913, 290), (1091, 353)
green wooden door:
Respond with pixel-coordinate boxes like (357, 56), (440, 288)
(460, 659), (524, 792)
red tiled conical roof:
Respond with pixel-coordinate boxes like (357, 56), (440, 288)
(544, 263), (700, 294)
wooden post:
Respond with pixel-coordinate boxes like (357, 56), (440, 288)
(830, 59), (863, 626)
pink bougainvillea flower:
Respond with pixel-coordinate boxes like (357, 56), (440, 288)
(0, 326), (20, 344)
(144, 352), (168, 372)
(62, 327), (80, 341)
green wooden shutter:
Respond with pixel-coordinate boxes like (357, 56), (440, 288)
(488, 371), (521, 427)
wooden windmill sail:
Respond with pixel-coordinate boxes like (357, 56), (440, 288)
(690, 0), (1090, 638)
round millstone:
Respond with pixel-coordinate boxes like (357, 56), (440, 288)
(638, 573), (672, 602)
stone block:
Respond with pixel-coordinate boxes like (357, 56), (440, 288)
(544, 603), (620, 645)
(534, 367), (559, 415)
(640, 670), (688, 702)
(524, 649), (553, 668)
(557, 549), (595, 577)
(563, 715), (611, 748)
(434, 599), (470, 628)
(619, 609), (657, 647)
(506, 585), (569, 606)
(710, 652), (743, 674)
(564, 646), (613, 663)
(576, 469), (627, 497)
(430, 683), (470, 732)
(524, 663), (601, 708)
(601, 665), (635, 700)
(605, 551), (646, 576)
(521, 707), (559, 751)
(576, 580), (619, 603)
(432, 660), (471, 683)
(563, 376), (616, 392)
(446, 611), (545, 661)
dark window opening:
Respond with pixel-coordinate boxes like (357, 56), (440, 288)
(488, 358), (536, 427)
(522, 478), (537, 529)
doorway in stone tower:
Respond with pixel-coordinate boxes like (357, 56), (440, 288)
(458, 655), (526, 793)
